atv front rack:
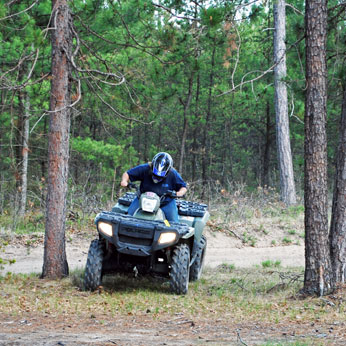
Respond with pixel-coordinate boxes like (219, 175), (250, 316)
(95, 211), (191, 256)
(117, 192), (208, 217)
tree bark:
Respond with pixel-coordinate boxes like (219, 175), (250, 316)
(303, 0), (333, 295)
(329, 86), (346, 284)
(273, 0), (296, 205)
(42, 0), (72, 278)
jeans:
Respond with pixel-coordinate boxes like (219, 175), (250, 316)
(128, 197), (179, 223)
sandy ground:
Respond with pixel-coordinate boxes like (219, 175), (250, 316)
(0, 230), (304, 275)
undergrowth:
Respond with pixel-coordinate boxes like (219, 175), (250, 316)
(207, 184), (305, 247)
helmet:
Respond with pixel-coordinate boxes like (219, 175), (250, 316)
(152, 152), (173, 181)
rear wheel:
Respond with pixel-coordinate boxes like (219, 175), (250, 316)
(84, 239), (104, 291)
(170, 243), (190, 295)
(189, 235), (207, 281)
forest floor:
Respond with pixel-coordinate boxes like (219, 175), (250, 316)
(1, 205), (345, 345)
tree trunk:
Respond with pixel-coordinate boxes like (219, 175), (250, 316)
(18, 93), (30, 217)
(303, 0), (333, 295)
(273, 0), (296, 205)
(202, 39), (216, 196)
(191, 73), (200, 183)
(329, 86), (346, 284)
(262, 101), (272, 187)
(178, 72), (194, 173)
(42, 0), (72, 279)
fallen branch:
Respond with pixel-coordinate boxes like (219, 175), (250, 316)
(236, 329), (249, 346)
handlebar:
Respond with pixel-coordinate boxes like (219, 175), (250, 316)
(128, 182), (138, 189)
(126, 183), (178, 200)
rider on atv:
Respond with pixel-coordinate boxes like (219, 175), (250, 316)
(120, 152), (187, 223)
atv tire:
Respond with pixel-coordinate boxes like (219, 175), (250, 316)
(84, 239), (104, 291)
(170, 243), (190, 295)
(189, 235), (207, 282)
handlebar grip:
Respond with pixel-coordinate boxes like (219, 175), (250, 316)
(167, 190), (177, 198)
(128, 182), (136, 188)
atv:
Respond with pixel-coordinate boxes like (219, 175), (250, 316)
(84, 183), (209, 294)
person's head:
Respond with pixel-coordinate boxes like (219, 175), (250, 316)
(151, 152), (173, 183)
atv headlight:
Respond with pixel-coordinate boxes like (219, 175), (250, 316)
(142, 197), (159, 213)
(98, 221), (113, 237)
(158, 232), (177, 245)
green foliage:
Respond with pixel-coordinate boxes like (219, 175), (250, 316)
(72, 137), (123, 166)
(201, 7), (224, 27)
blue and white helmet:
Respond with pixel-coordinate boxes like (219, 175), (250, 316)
(152, 152), (173, 181)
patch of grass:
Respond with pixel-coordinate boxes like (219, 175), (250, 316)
(257, 224), (270, 235)
(261, 260), (281, 268)
(288, 229), (297, 235)
(282, 237), (293, 244)
(0, 239), (16, 270)
(284, 204), (305, 217)
(243, 232), (257, 247)
(218, 263), (236, 272)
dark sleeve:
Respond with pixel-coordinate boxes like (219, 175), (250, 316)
(173, 170), (187, 190)
(127, 164), (149, 182)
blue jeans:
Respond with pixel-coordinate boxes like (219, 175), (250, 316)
(128, 197), (179, 223)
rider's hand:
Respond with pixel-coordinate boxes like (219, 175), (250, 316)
(120, 180), (128, 187)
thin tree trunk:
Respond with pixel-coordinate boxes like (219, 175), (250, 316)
(179, 72), (194, 173)
(192, 73), (200, 183)
(329, 86), (346, 284)
(42, 0), (72, 278)
(303, 0), (333, 295)
(41, 114), (48, 180)
(273, 0), (296, 205)
(262, 101), (272, 187)
(144, 114), (149, 162)
(18, 93), (30, 217)
(202, 39), (216, 195)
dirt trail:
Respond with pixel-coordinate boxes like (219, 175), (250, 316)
(1, 230), (304, 275)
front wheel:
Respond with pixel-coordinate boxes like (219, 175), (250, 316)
(84, 239), (104, 291)
(189, 235), (207, 281)
(170, 243), (190, 295)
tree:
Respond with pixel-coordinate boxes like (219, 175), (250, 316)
(42, 0), (72, 278)
(303, 0), (333, 295)
(273, 0), (296, 205)
(329, 86), (346, 285)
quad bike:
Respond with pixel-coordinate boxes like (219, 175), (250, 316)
(84, 183), (209, 294)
